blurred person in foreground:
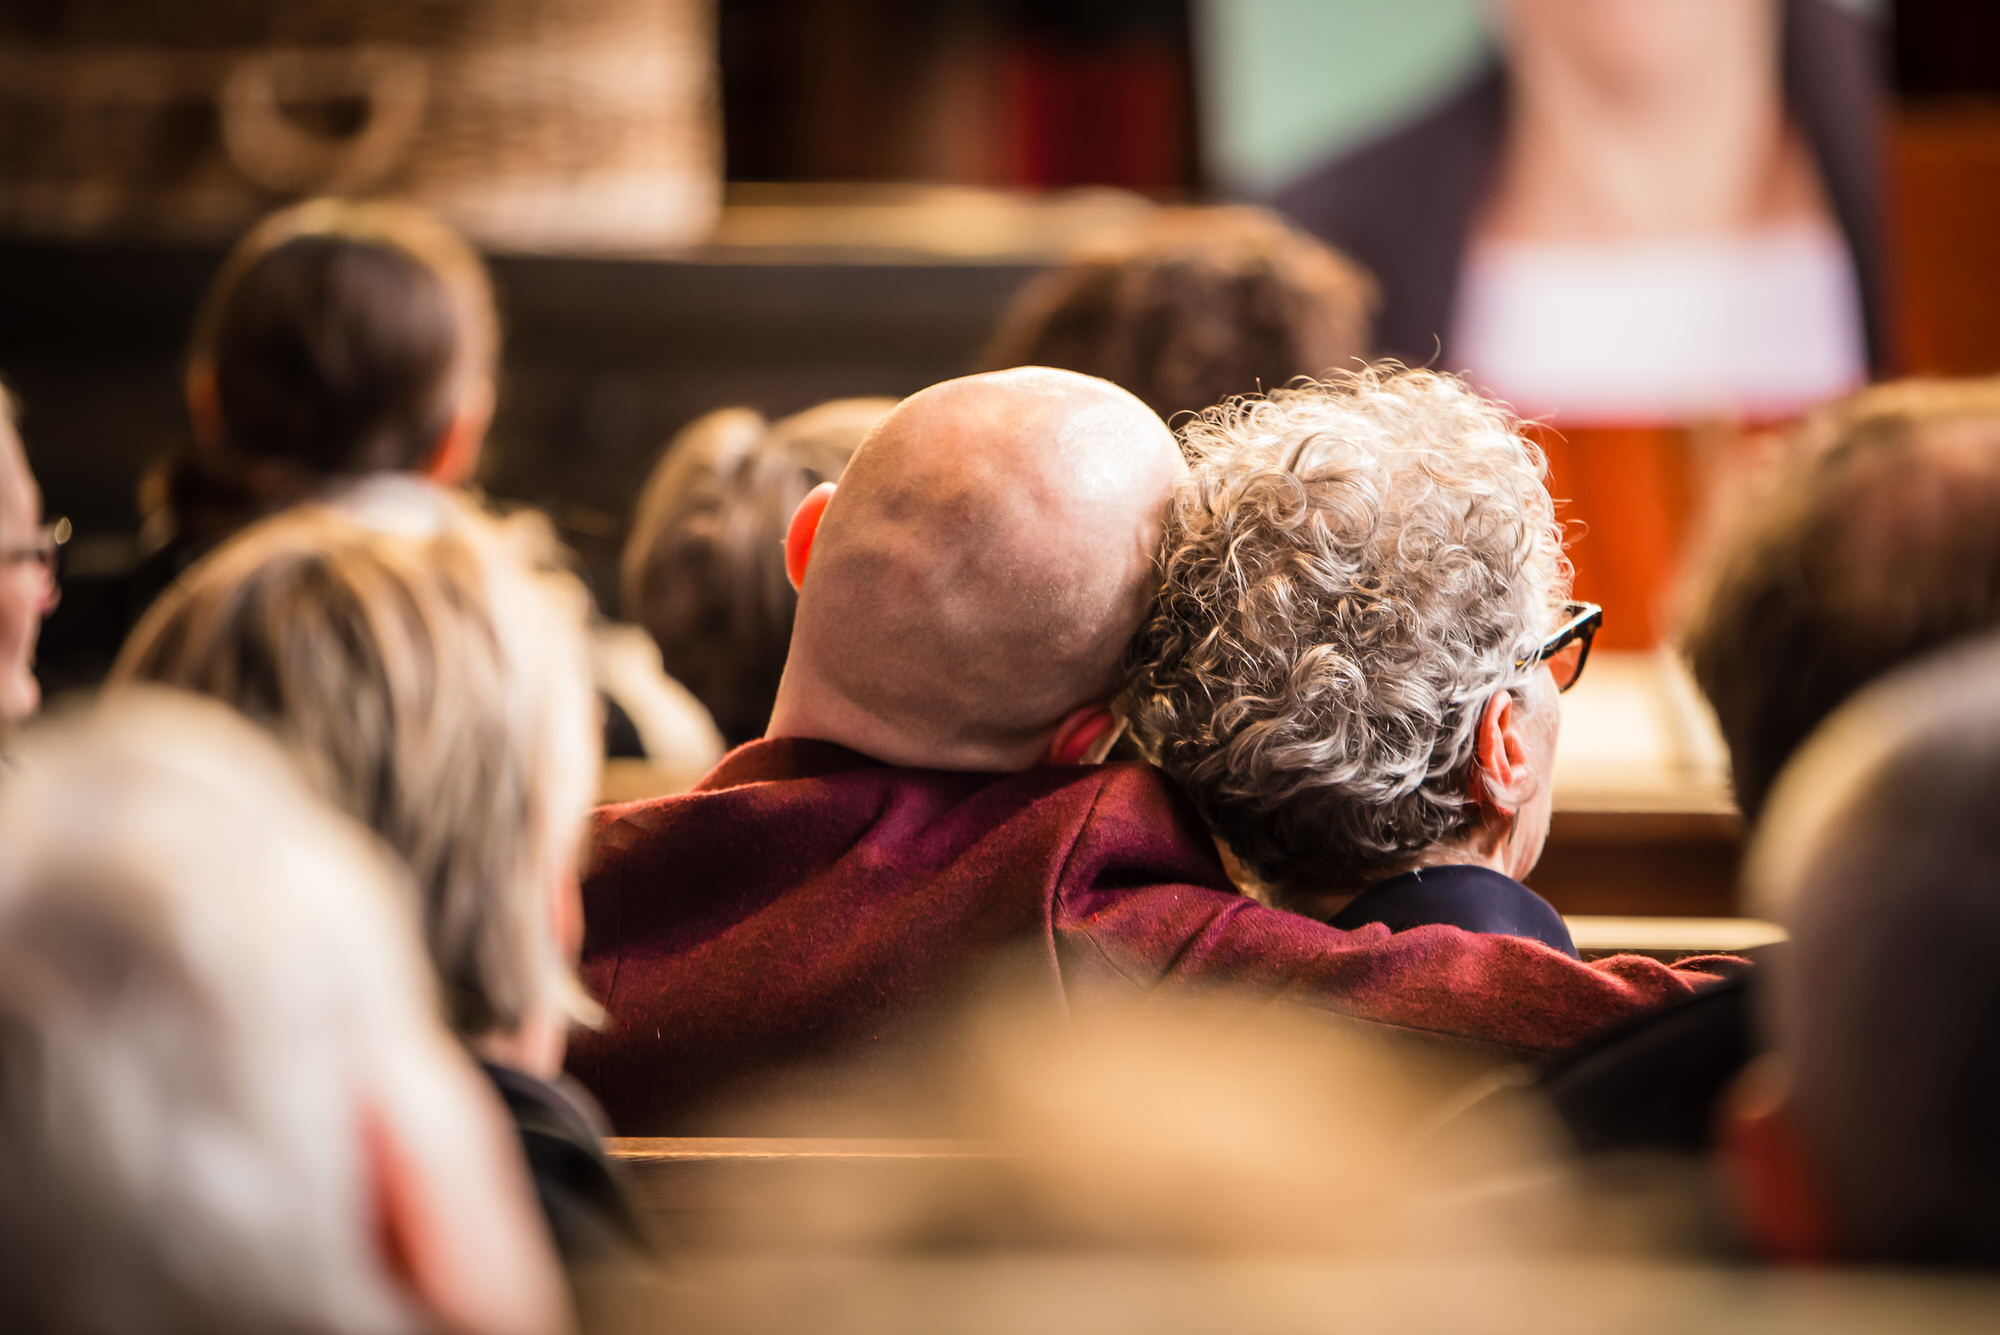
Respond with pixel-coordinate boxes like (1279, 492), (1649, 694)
(1127, 368), (1643, 958)
(0, 382), (62, 729)
(982, 206), (1375, 424)
(0, 691), (566, 1335)
(1524, 378), (2000, 1161)
(114, 483), (653, 1289)
(622, 397), (893, 750)
(1727, 635), (2000, 1267)
(1443, 380), (2000, 1177)
(568, 367), (1729, 1136)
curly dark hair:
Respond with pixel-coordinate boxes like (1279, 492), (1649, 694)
(983, 206), (1376, 424)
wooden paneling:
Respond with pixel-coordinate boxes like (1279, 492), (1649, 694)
(1889, 106), (2000, 376)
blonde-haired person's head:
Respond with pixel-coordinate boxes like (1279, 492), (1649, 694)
(623, 398), (892, 746)
(114, 480), (601, 1067)
(1124, 367), (1572, 904)
(0, 689), (566, 1335)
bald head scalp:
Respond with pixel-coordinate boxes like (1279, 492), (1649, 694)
(771, 368), (1183, 770)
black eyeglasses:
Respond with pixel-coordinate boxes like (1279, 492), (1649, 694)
(1521, 600), (1602, 693)
(0, 516), (69, 582)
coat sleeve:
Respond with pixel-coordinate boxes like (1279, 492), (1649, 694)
(1060, 880), (1739, 1058)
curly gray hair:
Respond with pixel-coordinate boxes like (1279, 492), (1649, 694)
(1123, 367), (1570, 894)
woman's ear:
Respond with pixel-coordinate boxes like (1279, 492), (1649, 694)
(785, 482), (838, 591)
(422, 380), (494, 487)
(1720, 1055), (1840, 1265)
(1473, 690), (1530, 815)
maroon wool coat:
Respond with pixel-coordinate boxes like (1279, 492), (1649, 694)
(567, 739), (1735, 1134)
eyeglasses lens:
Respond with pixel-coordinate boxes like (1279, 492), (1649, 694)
(1545, 637), (1586, 692)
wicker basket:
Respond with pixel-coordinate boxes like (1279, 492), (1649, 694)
(0, 0), (719, 253)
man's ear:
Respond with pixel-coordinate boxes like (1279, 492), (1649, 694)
(1473, 691), (1530, 816)
(1720, 1055), (1840, 1265)
(361, 1100), (453, 1329)
(423, 381), (494, 487)
(1045, 705), (1119, 766)
(362, 1094), (571, 1335)
(785, 482), (838, 591)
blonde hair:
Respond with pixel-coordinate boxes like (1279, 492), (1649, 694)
(115, 482), (600, 1040)
(622, 398), (891, 745)
(1124, 368), (1569, 892)
(0, 690), (461, 1333)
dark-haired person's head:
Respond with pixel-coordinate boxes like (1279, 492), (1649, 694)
(183, 198), (498, 515)
(623, 398), (893, 747)
(983, 206), (1376, 424)
(1678, 378), (2000, 825)
(1729, 634), (2000, 1268)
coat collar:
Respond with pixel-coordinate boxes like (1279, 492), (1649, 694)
(1329, 863), (1577, 958)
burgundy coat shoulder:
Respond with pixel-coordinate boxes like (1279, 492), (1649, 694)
(567, 738), (1735, 1134)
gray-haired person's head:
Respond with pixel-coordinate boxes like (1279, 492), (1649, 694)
(113, 481), (602, 1052)
(0, 690), (566, 1334)
(1124, 368), (1570, 901)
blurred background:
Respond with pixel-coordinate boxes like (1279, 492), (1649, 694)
(3, 3), (1997, 920)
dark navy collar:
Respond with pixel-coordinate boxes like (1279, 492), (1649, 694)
(1328, 863), (1577, 958)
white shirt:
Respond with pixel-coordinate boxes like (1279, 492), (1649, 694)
(1449, 220), (1868, 423)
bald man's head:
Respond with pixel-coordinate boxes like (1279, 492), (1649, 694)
(769, 368), (1182, 770)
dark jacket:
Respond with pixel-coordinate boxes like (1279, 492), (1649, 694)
(483, 1063), (654, 1266)
(1271, 0), (1883, 370)
(1331, 863), (1579, 958)
(566, 738), (1737, 1134)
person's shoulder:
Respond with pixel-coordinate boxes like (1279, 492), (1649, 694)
(1056, 760), (1234, 867)
(1270, 64), (1506, 240)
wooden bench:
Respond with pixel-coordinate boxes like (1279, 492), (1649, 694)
(608, 1137), (1006, 1250)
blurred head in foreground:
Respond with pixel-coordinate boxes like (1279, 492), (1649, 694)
(0, 383), (60, 724)
(1680, 377), (2000, 825)
(984, 206), (1376, 424)
(1732, 635), (2000, 1267)
(678, 963), (1563, 1257)
(623, 398), (893, 747)
(0, 691), (566, 1335)
(1125, 369), (1579, 913)
(116, 482), (600, 1078)
(167, 198), (499, 542)
(770, 367), (1183, 771)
